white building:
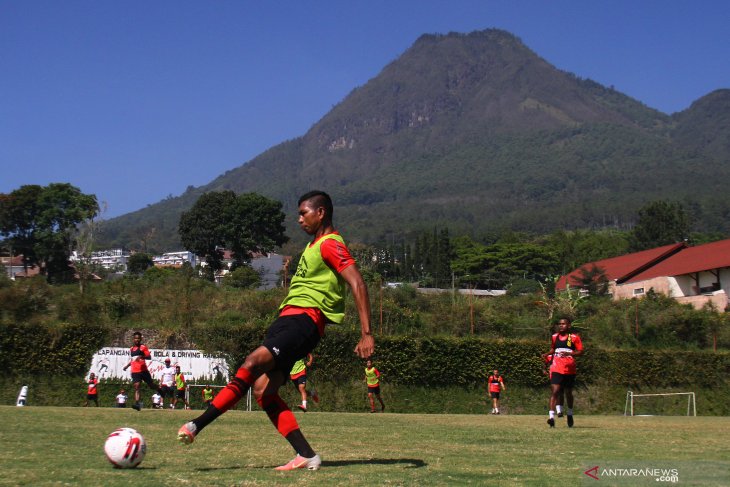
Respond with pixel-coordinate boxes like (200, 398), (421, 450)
(70, 248), (130, 271)
(152, 251), (198, 268)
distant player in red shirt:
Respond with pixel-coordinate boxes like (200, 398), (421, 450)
(84, 372), (99, 407)
(545, 318), (583, 428)
(487, 369), (505, 414)
(122, 331), (162, 411)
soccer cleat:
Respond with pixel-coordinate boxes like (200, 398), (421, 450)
(547, 418), (555, 428)
(567, 415), (574, 428)
(132, 402), (141, 411)
(297, 404), (307, 412)
(557, 411), (563, 418)
(275, 454), (322, 471)
(311, 389), (319, 404)
(177, 421), (197, 445)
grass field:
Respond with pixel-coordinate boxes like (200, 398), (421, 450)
(1, 406), (728, 486)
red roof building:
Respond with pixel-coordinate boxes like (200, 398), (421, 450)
(557, 239), (730, 311)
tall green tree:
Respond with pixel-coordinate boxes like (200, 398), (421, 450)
(127, 252), (154, 275)
(629, 200), (690, 251)
(179, 191), (237, 275)
(0, 184), (99, 283)
(178, 191), (288, 279)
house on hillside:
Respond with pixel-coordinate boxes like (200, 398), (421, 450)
(70, 248), (130, 271)
(557, 239), (730, 311)
(153, 251), (198, 268)
(1, 255), (40, 279)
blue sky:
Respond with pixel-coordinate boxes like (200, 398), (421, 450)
(1, 1), (728, 218)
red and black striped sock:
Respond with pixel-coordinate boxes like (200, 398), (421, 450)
(257, 394), (314, 458)
(192, 367), (256, 431)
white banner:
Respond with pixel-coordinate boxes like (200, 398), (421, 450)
(86, 347), (230, 383)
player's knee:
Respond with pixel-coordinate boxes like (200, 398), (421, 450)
(242, 347), (275, 376)
(252, 384), (266, 401)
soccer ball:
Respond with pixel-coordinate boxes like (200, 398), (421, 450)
(104, 427), (147, 468)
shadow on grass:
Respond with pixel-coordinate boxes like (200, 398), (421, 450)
(323, 458), (426, 469)
(196, 458), (427, 471)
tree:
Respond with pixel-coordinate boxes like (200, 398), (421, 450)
(225, 193), (289, 268)
(178, 191), (235, 275)
(178, 191), (288, 279)
(71, 213), (102, 293)
(224, 265), (261, 289)
(0, 184), (99, 283)
(629, 201), (690, 251)
(127, 252), (154, 275)
(576, 264), (609, 296)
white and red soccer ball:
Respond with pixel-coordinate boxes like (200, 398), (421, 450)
(104, 427), (146, 468)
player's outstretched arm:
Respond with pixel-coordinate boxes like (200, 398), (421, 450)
(340, 265), (374, 358)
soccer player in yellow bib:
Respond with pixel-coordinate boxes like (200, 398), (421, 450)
(290, 353), (319, 412)
(365, 359), (385, 413)
(177, 191), (374, 471)
(202, 385), (215, 408)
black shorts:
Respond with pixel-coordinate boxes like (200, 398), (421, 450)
(262, 314), (321, 374)
(368, 386), (381, 395)
(550, 372), (576, 387)
(131, 370), (156, 388)
(116, 403), (126, 408)
(160, 385), (175, 397)
(176, 389), (186, 399)
(87, 393), (98, 400)
(291, 375), (308, 387)
(490, 392), (500, 399)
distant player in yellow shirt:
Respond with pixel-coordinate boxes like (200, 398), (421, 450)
(364, 359), (385, 413)
(290, 353), (319, 412)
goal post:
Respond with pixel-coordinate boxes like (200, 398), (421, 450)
(186, 384), (253, 411)
(624, 390), (696, 417)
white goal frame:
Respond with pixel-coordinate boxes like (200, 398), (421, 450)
(624, 390), (696, 417)
(186, 384), (253, 411)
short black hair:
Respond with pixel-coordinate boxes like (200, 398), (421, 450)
(298, 190), (333, 220)
(133, 331), (142, 338)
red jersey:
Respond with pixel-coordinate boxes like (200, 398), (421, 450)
(488, 375), (504, 393)
(550, 332), (583, 375)
(279, 233), (356, 336)
(87, 378), (98, 395)
(129, 344), (151, 373)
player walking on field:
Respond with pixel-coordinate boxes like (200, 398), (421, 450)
(365, 359), (385, 413)
(159, 358), (176, 409)
(84, 372), (99, 407)
(545, 318), (583, 428)
(122, 331), (163, 411)
(177, 191), (374, 471)
(173, 366), (191, 410)
(487, 369), (505, 414)
(290, 353), (319, 412)
(202, 385), (215, 407)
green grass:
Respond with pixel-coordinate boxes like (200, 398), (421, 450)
(1, 406), (728, 486)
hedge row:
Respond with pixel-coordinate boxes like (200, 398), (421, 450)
(313, 330), (730, 389)
(2, 323), (729, 390)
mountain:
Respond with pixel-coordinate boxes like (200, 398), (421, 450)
(99, 29), (730, 251)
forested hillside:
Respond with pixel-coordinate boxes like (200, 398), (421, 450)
(98, 29), (730, 252)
